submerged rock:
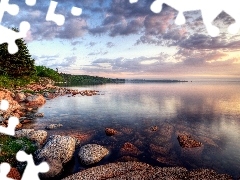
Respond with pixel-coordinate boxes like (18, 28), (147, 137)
(35, 112), (44, 117)
(78, 144), (109, 165)
(105, 128), (117, 136)
(150, 126), (158, 131)
(177, 134), (202, 148)
(45, 123), (63, 130)
(120, 142), (142, 156)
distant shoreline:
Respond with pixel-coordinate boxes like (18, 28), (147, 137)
(126, 79), (188, 83)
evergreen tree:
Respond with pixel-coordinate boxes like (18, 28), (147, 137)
(0, 28), (35, 78)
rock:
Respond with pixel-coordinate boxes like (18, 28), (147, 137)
(61, 162), (233, 180)
(28, 130), (48, 145)
(21, 119), (32, 124)
(0, 90), (21, 119)
(15, 129), (34, 137)
(35, 112), (44, 117)
(40, 158), (63, 179)
(105, 128), (117, 136)
(35, 135), (76, 177)
(25, 94), (46, 106)
(149, 144), (169, 156)
(37, 77), (55, 87)
(78, 144), (109, 165)
(0, 116), (4, 123)
(43, 92), (50, 98)
(177, 134), (202, 148)
(15, 129), (47, 146)
(35, 135), (76, 163)
(62, 161), (150, 180)
(45, 123), (63, 130)
(7, 167), (21, 180)
(150, 126), (158, 131)
(14, 92), (26, 102)
(120, 142), (142, 156)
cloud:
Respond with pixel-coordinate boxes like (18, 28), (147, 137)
(49, 56), (77, 68)
(178, 33), (240, 50)
(88, 50), (108, 56)
(106, 42), (114, 48)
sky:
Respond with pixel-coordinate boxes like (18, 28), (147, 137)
(2, 0), (240, 80)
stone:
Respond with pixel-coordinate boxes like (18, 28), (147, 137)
(14, 92), (26, 102)
(28, 130), (48, 145)
(25, 94), (46, 106)
(35, 135), (76, 178)
(61, 162), (233, 180)
(78, 144), (109, 165)
(40, 158), (63, 179)
(105, 128), (117, 136)
(15, 129), (47, 146)
(150, 126), (158, 131)
(35, 113), (44, 117)
(45, 123), (63, 130)
(0, 90), (21, 118)
(120, 142), (142, 156)
(177, 134), (202, 148)
(7, 167), (21, 180)
(35, 135), (76, 163)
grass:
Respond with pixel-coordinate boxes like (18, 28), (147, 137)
(0, 135), (37, 166)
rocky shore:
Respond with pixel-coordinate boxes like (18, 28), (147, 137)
(0, 77), (99, 129)
(0, 78), (236, 179)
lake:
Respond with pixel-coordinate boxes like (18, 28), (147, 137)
(25, 81), (240, 178)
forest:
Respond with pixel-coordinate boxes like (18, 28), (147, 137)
(0, 35), (125, 88)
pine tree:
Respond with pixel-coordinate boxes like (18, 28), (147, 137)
(0, 28), (35, 78)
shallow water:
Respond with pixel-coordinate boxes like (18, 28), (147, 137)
(25, 82), (240, 178)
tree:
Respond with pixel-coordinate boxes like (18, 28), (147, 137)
(0, 28), (35, 78)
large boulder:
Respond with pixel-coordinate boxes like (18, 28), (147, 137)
(25, 94), (46, 106)
(78, 144), (109, 165)
(35, 135), (76, 178)
(61, 162), (233, 180)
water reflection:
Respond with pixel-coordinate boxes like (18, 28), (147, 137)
(25, 82), (240, 178)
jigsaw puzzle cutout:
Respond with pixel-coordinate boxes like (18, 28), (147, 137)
(46, 0), (65, 26)
(0, 100), (9, 111)
(0, 162), (14, 180)
(0, 151), (49, 180)
(0, 100), (19, 136)
(0, 0), (82, 54)
(16, 151), (49, 180)
(25, 0), (36, 6)
(0, 116), (19, 136)
(46, 0), (82, 25)
(130, 0), (240, 37)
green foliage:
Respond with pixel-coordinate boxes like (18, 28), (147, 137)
(0, 75), (37, 88)
(0, 135), (37, 166)
(36, 66), (64, 82)
(0, 29), (36, 78)
(59, 73), (125, 85)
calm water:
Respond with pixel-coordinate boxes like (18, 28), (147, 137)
(26, 82), (240, 178)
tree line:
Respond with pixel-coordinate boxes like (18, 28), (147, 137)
(0, 33), (124, 88)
